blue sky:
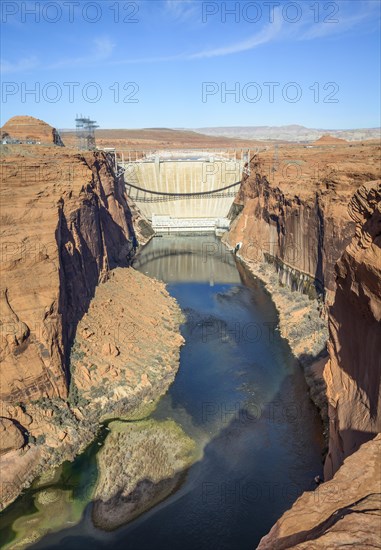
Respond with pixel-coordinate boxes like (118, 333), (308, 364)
(1, 0), (380, 129)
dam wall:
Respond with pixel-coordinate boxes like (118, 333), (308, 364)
(120, 151), (246, 220)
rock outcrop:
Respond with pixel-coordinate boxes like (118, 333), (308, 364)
(257, 434), (381, 549)
(0, 137), (160, 509)
(0, 418), (25, 455)
(70, 266), (184, 421)
(1, 115), (64, 146)
(0, 144), (147, 407)
(223, 143), (380, 425)
(93, 419), (195, 530)
(225, 143), (381, 303)
(313, 134), (348, 145)
(324, 182), (381, 478)
(225, 145), (381, 548)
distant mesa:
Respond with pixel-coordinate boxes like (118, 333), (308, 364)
(313, 134), (348, 145)
(1, 115), (64, 146)
(195, 126), (379, 142)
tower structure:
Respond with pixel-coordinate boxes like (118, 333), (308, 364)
(75, 115), (99, 150)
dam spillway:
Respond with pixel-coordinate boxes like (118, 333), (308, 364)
(118, 150), (249, 229)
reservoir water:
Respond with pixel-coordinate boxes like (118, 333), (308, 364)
(0, 235), (323, 550)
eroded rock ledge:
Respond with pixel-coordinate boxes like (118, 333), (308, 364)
(93, 418), (195, 531)
(257, 434), (381, 549)
(226, 150), (381, 547)
(324, 181), (381, 478)
(0, 139), (171, 510)
(223, 145), (381, 434)
(69, 266), (184, 422)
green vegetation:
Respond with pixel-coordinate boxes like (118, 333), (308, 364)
(93, 418), (197, 530)
(68, 379), (89, 409)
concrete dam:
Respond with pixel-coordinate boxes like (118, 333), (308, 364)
(117, 150), (249, 232)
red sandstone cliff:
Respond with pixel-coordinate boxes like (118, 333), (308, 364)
(1, 115), (64, 146)
(223, 143), (380, 422)
(256, 182), (381, 548)
(324, 182), (381, 478)
(257, 434), (381, 549)
(225, 147), (381, 547)
(0, 144), (151, 407)
(225, 143), (380, 302)
(0, 129), (158, 507)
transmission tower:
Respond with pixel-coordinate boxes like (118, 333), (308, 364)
(75, 115), (99, 150)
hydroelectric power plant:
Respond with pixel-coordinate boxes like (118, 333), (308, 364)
(116, 149), (251, 233)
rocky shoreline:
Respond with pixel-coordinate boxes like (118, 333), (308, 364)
(0, 263), (185, 512)
(92, 418), (196, 531)
(223, 240), (329, 431)
(221, 155), (381, 547)
(257, 434), (381, 549)
(1, 264), (187, 548)
(0, 128), (162, 512)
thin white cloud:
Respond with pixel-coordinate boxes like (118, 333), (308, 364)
(94, 37), (116, 59)
(165, 0), (199, 22)
(47, 36), (116, 69)
(112, 7), (284, 65)
(1, 2), (379, 72)
(0, 56), (39, 74)
(301, 1), (380, 40)
(1, 36), (116, 73)
(111, 53), (184, 65)
(188, 12), (283, 59)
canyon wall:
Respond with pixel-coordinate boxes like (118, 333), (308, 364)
(1, 144), (151, 406)
(224, 144), (381, 473)
(257, 434), (381, 549)
(224, 146), (381, 547)
(324, 182), (381, 478)
(256, 182), (381, 548)
(224, 144), (381, 470)
(224, 144), (381, 303)
(0, 135), (159, 508)
(223, 143), (380, 424)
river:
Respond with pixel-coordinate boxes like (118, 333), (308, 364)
(0, 235), (323, 550)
